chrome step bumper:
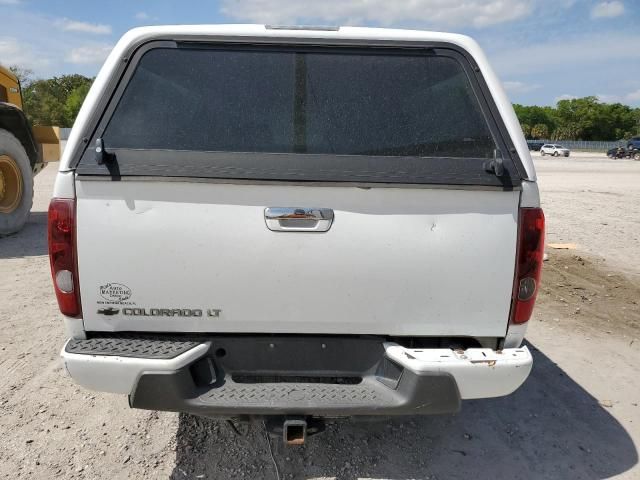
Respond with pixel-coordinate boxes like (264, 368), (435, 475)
(384, 344), (532, 399)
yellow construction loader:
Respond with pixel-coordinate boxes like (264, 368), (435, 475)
(0, 64), (60, 235)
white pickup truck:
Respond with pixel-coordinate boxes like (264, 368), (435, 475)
(50, 25), (544, 440)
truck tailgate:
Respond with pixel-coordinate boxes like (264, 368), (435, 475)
(76, 179), (518, 337)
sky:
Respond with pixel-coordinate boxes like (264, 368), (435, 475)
(1, 0), (639, 107)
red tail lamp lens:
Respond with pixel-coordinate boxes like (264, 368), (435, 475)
(48, 198), (81, 317)
(510, 208), (545, 324)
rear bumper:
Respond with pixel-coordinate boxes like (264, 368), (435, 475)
(384, 344), (532, 399)
(61, 335), (532, 416)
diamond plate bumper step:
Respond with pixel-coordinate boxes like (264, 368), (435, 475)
(65, 334), (203, 359)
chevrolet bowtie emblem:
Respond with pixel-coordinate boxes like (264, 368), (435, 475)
(97, 307), (120, 316)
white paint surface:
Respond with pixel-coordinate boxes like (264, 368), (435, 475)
(76, 180), (519, 336)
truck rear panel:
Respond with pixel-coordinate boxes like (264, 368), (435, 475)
(69, 40), (524, 340)
(51, 26), (544, 417)
(76, 180), (519, 336)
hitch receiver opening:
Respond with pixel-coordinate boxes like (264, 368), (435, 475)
(283, 419), (307, 445)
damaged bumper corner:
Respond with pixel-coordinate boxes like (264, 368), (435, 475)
(383, 344), (533, 399)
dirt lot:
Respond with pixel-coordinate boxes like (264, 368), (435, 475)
(534, 152), (640, 281)
(1, 154), (639, 479)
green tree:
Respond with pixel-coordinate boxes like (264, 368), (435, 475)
(552, 125), (580, 141)
(632, 109), (640, 137)
(20, 73), (93, 127)
(64, 83), (92, 126)
(554, 97), (597, 139)
(520, 123), (531, 138)
(531, 123), (549, 139)
(513, 104), (556, 135)
(8, 65), (34, 88)
(514, 97), (640, 141)
(601, 103), (637, 140)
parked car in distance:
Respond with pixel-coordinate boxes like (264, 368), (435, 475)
(627, 136), (640, 150)
(540, 144), (570, 157)
(607, 147), (626, 158)
(527, 140), (545, 151)
(607, 146), (640, 160)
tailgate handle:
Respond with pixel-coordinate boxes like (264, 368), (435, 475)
(264, 207), (334, 232)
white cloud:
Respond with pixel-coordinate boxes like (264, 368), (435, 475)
(221, 0), (533, 28)
(0, 9), (115, 77)
(67, 44), (113, 64)
(491, 33), (640, 76)
(591, 1), (625, 18)
(490, 32), (640, 106)
(627, 89), (640, 102)
(0, 36), (23, 64)
(56, 18), (112, 35)
(503, 81), (541, 94)
(0, 36), (48, 70)
(555, 94), (577, 102)
(596, 93), (618, 103)
(597, 89), (640, 104)
(134, 11), (158, 22)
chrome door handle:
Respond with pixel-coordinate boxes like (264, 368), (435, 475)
(264, 207), (334, 232)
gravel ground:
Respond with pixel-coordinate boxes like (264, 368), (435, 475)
(0, 154), (639, 479)
(534, 152), (640, 281)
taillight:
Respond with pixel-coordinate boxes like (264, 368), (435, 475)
(48, 198), (81, 317)
(510, 207), (545, 324)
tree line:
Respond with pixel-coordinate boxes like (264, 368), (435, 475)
(9, 66), (93, 128)
(9, 67), (640, 140)
(514, 97), (640, 141)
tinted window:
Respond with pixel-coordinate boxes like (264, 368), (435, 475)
(103, 47), (497, 159)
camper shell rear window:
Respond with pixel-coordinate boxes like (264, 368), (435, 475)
(77, 42), (523, 187)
